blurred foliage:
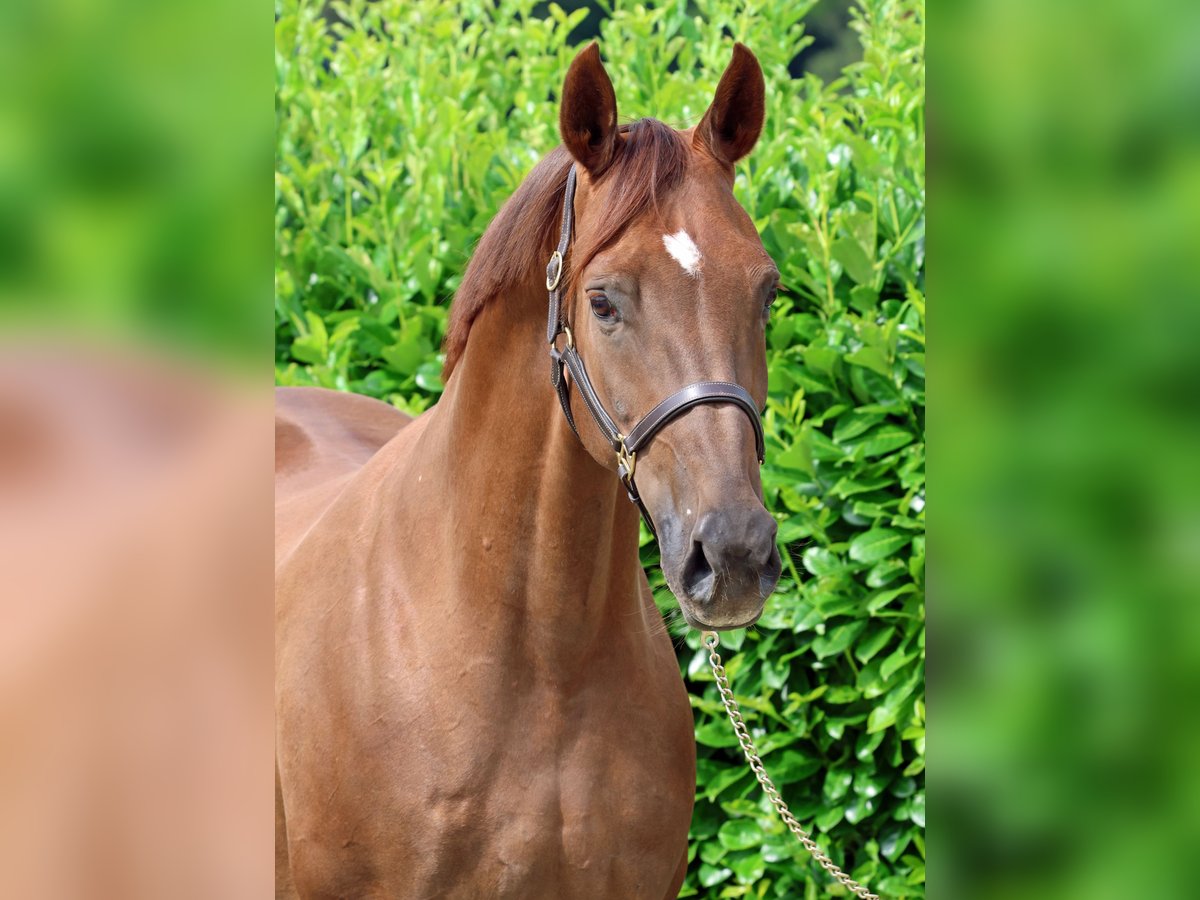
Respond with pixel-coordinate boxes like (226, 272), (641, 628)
(275, 0), (924, 896)
(938, 1), (1200, 898)
(0, 0), (264, 361)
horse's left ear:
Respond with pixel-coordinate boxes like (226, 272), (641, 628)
(695, 43), (765, 166)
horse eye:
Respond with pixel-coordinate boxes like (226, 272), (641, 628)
(589, 292), (616, 321)
(763, 286), (778, 315)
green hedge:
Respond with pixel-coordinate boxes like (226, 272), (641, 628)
(275, 1), (925, 896)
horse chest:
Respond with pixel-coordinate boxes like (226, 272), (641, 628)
(390, 683), (694, 898)
(276, 480), (697, 898)
(282, 638), (695, 899)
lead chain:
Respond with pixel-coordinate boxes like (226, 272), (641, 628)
(701, 631), (880, 900)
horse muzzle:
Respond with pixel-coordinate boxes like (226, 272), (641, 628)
(668, 505), (781, 630)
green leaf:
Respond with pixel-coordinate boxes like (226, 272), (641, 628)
(831, 474), (894, 498)
(772, 443), (811, 472)
(850, 284), (879, 312)
(855, 624), (896, 663)
(803, 344), (841, 376)
(381, 338), (425, 377)
(291, 311), (330, 364)
(849, 528), (911, 563)
(771, 749), (823, 784)
(768, 314), (797, 350)
(845, 345), (892, 378)
(415, 361), (444, 394)
(815, 804), (844, 832)
(856, 728), (886, 761)
(291, 333), (327, 365)
(866, 584), (916, 612)
(851, 425), (916, 458)
(867, 704), (899, 734)
(802, 546), (844, 577)
(867, 668), (921, 733)
(880, 825), (912, 862)
(866, 559), (908, 587)
(730, 851), (766, 884)
(824, 767), (853, 802)
(824, 685), (860, 703)
(910, 792), (925, 827)
(833, 409), (886, 443)
(832, 237), (874, 284)
(718, 819), (764, 852)
(700, 762), (747, 801)
(881, 645), (919, 681)
(776, 517), (810, 544)
(698, 863), (733, 888)
(696, 719), (740, 749)
(811, 620), (867, 659)
(845, 793), (877, 824)
(805, 426), (844, 461)
(699, 837), (729, 866)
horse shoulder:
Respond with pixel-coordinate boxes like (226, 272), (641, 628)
(275, 386), (410, 486)
(275, 387), (414, 562)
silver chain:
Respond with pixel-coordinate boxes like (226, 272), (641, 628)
(701, 631), (880, 900)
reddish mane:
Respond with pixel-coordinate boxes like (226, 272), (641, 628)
(442, 118), (689, 378)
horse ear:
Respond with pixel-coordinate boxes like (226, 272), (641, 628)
(559, 43), (619, 176)
(695, 43), (765, 166)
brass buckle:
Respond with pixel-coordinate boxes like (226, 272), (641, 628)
(563, 325), (574, 349)
(615, 438), (636, 484)
(546, 250), (564, 290)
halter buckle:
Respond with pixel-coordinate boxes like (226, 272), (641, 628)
(545, 250), (564, 290)
(616, 439), (637, 485)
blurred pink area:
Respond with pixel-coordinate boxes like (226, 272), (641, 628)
(0, 344), (272, 899)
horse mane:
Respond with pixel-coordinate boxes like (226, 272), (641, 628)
(441, 118), (689, 378)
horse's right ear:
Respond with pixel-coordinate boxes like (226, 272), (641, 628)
(559, 43), (619, 177)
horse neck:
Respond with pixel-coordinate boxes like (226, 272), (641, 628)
(427, 281), (653, 658)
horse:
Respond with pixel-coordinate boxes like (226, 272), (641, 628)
(275, 42), (782, 899)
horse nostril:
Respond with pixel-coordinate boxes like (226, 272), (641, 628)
(750, 512), (779, 565)
(681, 539), (715, 600)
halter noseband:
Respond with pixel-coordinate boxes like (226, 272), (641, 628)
(546, 165), (765, 536)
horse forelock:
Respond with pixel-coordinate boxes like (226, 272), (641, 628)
(442, 119), (690, 379)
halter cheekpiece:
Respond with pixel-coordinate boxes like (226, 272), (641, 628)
(546, 165), (765, 535)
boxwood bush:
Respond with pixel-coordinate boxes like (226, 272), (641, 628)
(275, 0), (925, 896)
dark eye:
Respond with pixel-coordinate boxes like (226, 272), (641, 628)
(763, 285), (779, 316)
(589, 292), (617, 322)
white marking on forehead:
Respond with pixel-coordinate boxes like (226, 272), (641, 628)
(662, 230), (702, 277)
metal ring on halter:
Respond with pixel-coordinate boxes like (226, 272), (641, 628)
(546, 250), (564, 290)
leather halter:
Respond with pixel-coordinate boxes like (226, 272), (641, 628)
(546, 165), (765, 536)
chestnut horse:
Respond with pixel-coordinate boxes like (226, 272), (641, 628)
(276, 43), (781, 899)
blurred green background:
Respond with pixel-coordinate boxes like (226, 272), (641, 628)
(0, 0), (264, 365)
(938, 1), (1200, 897)
(276, 1), (925, 896)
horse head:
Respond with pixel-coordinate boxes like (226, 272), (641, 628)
(555, 43), (781, 630)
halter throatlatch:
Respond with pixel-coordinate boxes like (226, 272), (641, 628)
(546, 165), (765, 536)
